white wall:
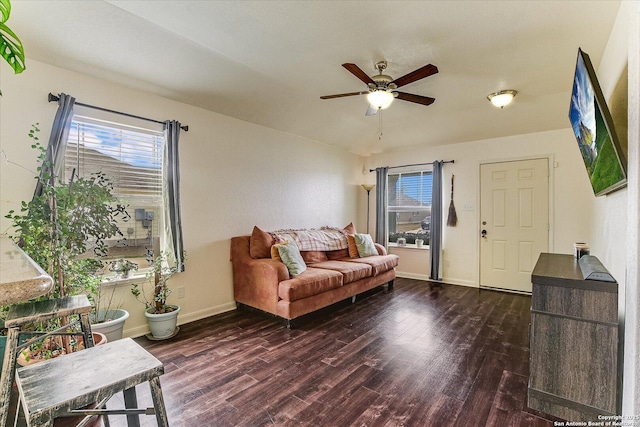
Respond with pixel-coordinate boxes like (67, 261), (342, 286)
(588, 1), (640, 415)
(624, 0), (640, 414)
(388, 246), (430, 280)
(0, 59), (363, 336)
(591, 1), (630, 290)
(602, 0), (640, 416)
(365, 128), (594, 287)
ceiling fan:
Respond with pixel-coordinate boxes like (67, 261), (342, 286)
(320, 61), (438, 115)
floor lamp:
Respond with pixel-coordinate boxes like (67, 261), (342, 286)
(361, 184), (375, 234)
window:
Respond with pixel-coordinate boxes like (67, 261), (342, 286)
(64, 115), (165, 274)
(387, 170), (432, 245)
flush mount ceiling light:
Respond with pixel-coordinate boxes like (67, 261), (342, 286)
(367, 89), (395, 110)
(487, 90), (518, 109)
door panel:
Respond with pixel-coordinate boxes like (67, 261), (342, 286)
(480, 158), (549, 292)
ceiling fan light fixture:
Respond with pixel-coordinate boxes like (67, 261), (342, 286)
(487, 90), (518, 109)
(367, 89), (394, 110)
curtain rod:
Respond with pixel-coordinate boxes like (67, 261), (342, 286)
(369, 160), (454, 172)
(48, 93), (189, 132)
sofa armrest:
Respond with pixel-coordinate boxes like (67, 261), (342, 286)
(374, 243), (388, 256)
(230, 236), (289, 315)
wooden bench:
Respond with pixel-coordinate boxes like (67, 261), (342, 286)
(15, 338), (168, 427)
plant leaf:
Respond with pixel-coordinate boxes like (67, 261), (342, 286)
(0, 22), (25, 74)
(0, 0), (11, 25)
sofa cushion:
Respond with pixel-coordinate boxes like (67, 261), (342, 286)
(354, 233), (378, 257)
(250, 226), (274, 259)
(326, 248), (349, 260)
(300, 250), (328, 264)
(349, 254), (399, 276)
(278, 242), (307, 276)
(278, 267), (343, 301)
(312, 260), (373, 284)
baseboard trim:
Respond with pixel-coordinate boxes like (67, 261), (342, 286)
(480, 285), (531, 295)
(124, 301), (238, 338)
(396, 272), (430, 281)
(442, 278), (478, 288)
(396, 274), (480, 290)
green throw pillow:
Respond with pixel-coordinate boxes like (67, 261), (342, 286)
(278, 241), (307, 276)
(354, 233), (378, 257)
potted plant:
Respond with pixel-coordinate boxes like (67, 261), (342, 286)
(5, 124), (129, 355)
(109, 258), (138, 279)
(89, 278), (130, 342)
(131, 251), (181, 339)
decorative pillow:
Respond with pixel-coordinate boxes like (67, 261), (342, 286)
(278, 242), (307, 276)
(250, 226), (274, 259)
(271, 240), (289, 262)
(343, 222), (356, 235)
(354, 233), (378, 258)
(347, 235), (359, 258)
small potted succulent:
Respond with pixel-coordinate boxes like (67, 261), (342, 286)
(109, 258), (139, 279)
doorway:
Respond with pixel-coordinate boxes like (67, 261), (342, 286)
(479, 158), (550, 293)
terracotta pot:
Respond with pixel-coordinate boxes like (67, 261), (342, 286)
(17, 332), (107, 367)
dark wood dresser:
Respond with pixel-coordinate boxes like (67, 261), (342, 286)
(528, 253), (621, 421)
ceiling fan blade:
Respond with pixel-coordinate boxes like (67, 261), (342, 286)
(320, 91), (368, 100)
(396, 92), (436, 106)
(365, 105), (378, 116)
(392, 64), (438, 88)
(342, 63), (376, 85)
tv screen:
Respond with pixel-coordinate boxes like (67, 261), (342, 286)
(569, 48), (626, 196)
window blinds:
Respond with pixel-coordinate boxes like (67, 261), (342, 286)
(64, 116), (164, 205)
(389, 171), (433, 210)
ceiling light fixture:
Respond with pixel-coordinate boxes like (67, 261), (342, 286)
(367, 89), (394, 110)
(487, 90), (518, 109)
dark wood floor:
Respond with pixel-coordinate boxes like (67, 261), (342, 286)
(107, 278), (559, 426)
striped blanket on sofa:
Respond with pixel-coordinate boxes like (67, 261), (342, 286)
(271, 227), (348, 252)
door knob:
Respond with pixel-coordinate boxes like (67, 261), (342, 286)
(481, 229), (487, 239)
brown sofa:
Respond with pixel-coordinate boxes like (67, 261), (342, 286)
(230, 230), (399, 326)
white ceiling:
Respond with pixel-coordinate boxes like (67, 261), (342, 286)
(10, 1), (621, 156)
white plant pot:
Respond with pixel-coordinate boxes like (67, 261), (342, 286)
(145, 305), (180, 339)
(90, 309), (130, 342)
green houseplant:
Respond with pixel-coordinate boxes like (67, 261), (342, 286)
(0, 0), (24, 370)
(109, 258), (139, 279)
(5, 124), (130, 357)
(0, 0), (26, 76)
(131, 251), (181, 339)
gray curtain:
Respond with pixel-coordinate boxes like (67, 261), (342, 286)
(163, 120), (185, 272)
(430, 161), (443, 280)
(374, 167), (388, 245)
(34, 93), (75, 197)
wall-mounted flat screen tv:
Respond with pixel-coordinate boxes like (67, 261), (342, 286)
(569, 48), (626, 196)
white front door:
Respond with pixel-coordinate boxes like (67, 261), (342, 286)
(479, 158), (549, 293)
